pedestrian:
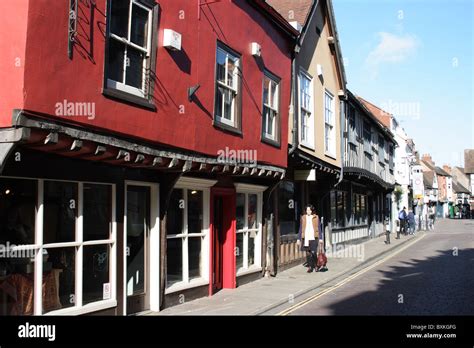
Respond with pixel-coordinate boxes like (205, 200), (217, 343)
(407, 210), (415, 235)
(428, 205), (435, 230)
(297, 205), (319, 273)
(398, 207), (407, 237)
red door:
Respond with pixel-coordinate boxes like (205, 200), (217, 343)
(209, 187), (236, 296)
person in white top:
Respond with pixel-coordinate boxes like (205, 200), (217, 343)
(297, 205), (319, 273)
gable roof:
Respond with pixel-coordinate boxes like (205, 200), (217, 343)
(357, 97), (392, 128)
(421, 159), (435, 171)
(348, 90), (397, 145)
(434, 166), (450, 177)
(266, 0), (313, 27)
(250, 0), (301, 39)
(452, 181), (470, 194)
(423, 171), (434, 189)
(267, 0), (347, 93)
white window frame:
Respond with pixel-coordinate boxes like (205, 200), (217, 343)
(165, 177), (217, 294)
(107, 0), (153, 98)
(234, 183), (266, 276)
(298, 70), (315, 149)
(324, 89), (336, 158)
(123, 181), (160, 314)
(215, 46), (240, 128)
(0, 176), (117, 316)
(262, 71), (280, 141)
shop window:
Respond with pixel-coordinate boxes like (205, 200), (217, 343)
(0, 179), (115, 315)
(278, 181), (297, 235)
(235, 192), (261, 273)
(166, 188), (207, 289)
(0, 179), (37, 315)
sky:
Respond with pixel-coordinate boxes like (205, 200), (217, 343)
(332, 0), (473, 167)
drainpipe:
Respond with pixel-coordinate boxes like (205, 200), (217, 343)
(288, 49), (298, 155)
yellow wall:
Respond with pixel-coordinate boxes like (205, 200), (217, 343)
(290, 1), (344, 168)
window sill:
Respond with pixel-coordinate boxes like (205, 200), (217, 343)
(165, 277), (209, 295)
(324, 151), (336, 160)
(44, 299), (117, 316)
(299, 142), (315, 151)
(261, 135), (281, 148)
(236, 266), (262, 277)
(213, 119), (242, 136)
(103, 87), (156, 111)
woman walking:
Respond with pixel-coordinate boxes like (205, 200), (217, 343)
(297, 205), (319, 273)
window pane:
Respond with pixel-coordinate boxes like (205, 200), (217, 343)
(0, 178), (36, 245)
(110, 0), (130, 38)
(107, 39), (125, 83)
(166, 238), (182, 286)
(248, 231), (256, 267)
(271, 81), (278, 109)
(215, 87), (224, 118)
(125, 46), (145, 90)
(236, 193), (245, 230)
(248, 194), (257, 229)
(263, 76), (270, 105)
(187, 190), (203, 234)
(216, 49), (227, 83)
(126, 186), (149, 296)
(226, 58), (236, 88)
(83, 244), (110, 305)
(0, 251), (36, 315)
(223, 88), (233, 121)
(236, 232), (244, 270)
(43, 181), (77, 244)
(43, 247), (75, 313)
(167, 189), (183, 235)
(83, 184), (112, 241)
(130, 4), (149, 48)
(188, 237), (202, 280)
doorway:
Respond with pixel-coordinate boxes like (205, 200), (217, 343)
(210, 187), (236, 295)
(126, 185), (150, 314)
(124, 182), (160, 315)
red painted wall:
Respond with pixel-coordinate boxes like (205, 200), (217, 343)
(0, 0), (29, 125)
(11, 0), (292, 168)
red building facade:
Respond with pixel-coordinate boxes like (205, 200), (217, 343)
(0, 0), (296, 315)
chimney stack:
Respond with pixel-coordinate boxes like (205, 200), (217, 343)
(443, 165), (451, 175)
(422, 154), (434, 165)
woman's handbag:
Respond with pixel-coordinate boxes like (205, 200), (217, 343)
(316, 240), (327, 270)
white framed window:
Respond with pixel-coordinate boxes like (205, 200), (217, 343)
(215, 45), (241, 129)
(0, 177), (117, 316)
(299, 71), (314, 149)
(262, 71), (280, 142)
(235, 184), (265, 275)
(165, 177), (215, 293)
(324, 90), (336, 157)
(106, 0), (154, 98)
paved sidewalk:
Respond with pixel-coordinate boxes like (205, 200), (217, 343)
(146, 230), (424, 316)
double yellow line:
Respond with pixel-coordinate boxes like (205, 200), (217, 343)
(277, 233), (426, 316)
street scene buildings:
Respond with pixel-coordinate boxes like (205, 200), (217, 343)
(0, 0), (472, 317)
